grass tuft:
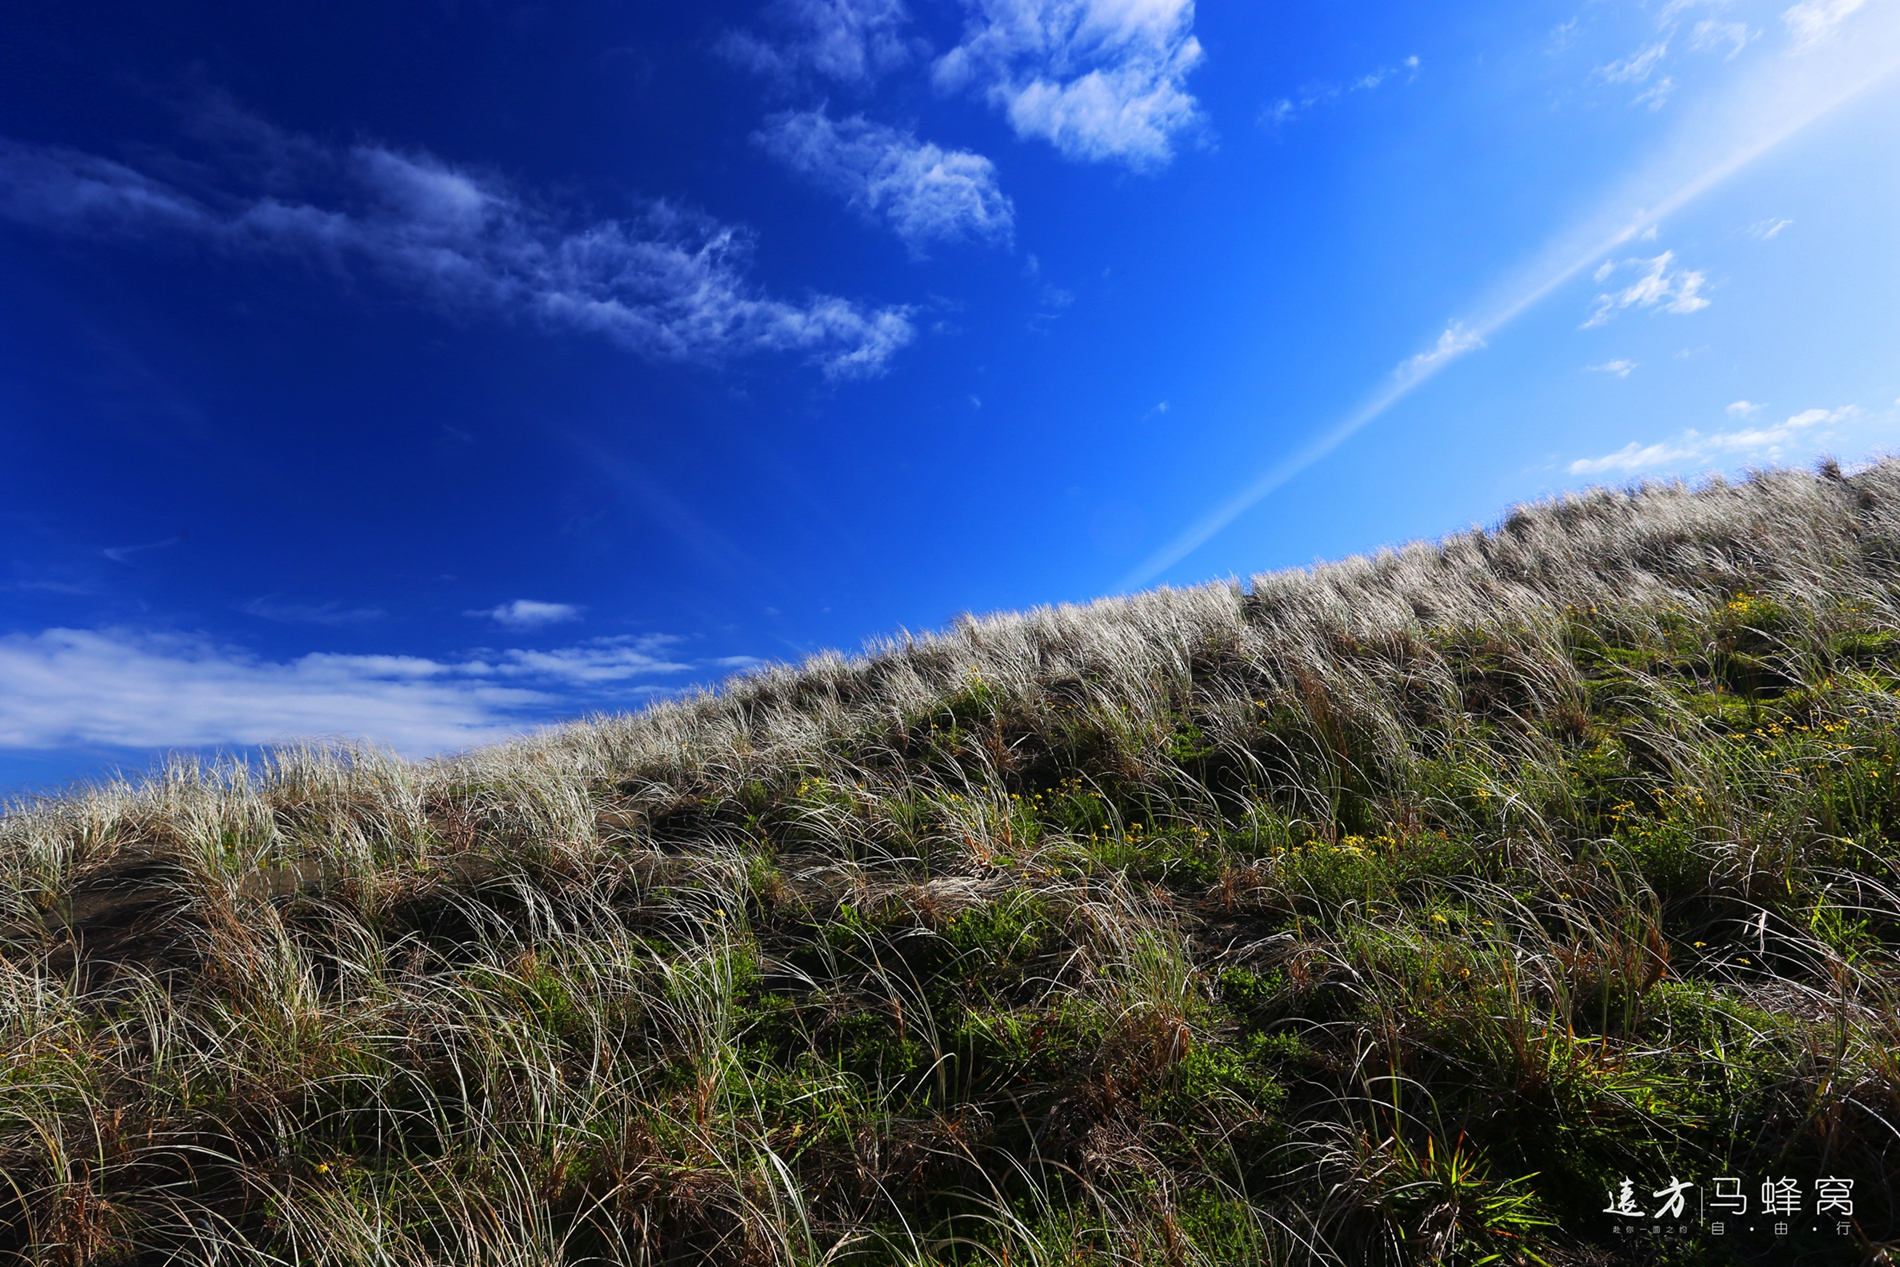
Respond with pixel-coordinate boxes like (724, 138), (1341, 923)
(7, 464), (1900, 1262)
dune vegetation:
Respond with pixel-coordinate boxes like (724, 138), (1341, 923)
(6, 463), (1900, 1266)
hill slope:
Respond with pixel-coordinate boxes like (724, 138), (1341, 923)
(6, 464), (1900, 1265)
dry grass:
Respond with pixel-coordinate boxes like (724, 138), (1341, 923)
(6, 463), (1900, 1264)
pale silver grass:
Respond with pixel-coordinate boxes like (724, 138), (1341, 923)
(7, 462), (1900, 1262)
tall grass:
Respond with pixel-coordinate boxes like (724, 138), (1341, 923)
(6, 463), (1900, 1264)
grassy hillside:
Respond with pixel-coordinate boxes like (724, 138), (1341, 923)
(6, 464), (1900, 1266)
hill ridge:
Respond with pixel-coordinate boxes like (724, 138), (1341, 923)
(5, 463), (1900, 1265)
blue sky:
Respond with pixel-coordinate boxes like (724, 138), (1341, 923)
(2, 0), (1897, 793)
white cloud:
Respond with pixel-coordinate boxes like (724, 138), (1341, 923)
(1727, 399), (1766, 417)
(1633, 77), (1677, 110)
(0, 122), (913, 380)
(102, 534), (188, 565)
(1600, 41), (1670, 83)
(1344, 56), (1421, 95)
(1400, 322), (1486, 379)
(1691, 19), (1753, 56)
(1258, 55), (1421, 128)
(1568, 405), (1860, 474)
(933, 0), (1206, 168)
(754, 111), (1014, 253)
(1028, 281), (1076, 331)
(0, 142), (210, 233)
(471, 599), (584, 630)
(1747, 216), (1793, 239)
(1658, 0), (1726, 20)
(1583, 251), (1710, 327)
(1784, 0), (1868, 48)
(242, 598), (385, 625)
(489, 636), (691, 684)
(1588, 359), (1637, 377)
(717, 0), (914, 87)
(0, 628), (697, 756)
(1260, 100), (1297, 127)
(0, 629), (532, 753)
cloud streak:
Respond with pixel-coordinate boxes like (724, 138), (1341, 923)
(472, 599), (585, 630)
(933, 0), (1206, 168)
(0, 628), (697, 756)
(718, 0), (914, 88)
(1582, 250), (1710, 326)
(1122, 6), (1900, 587)
(1599, 40), (1671, 84)
(1785, 0), (1868, 49)
(755, 111), (1014, 254)
(1260, 55), (1419, 127)
(1568, 405), (1861, 474)
(1691, 20), (1753, 58)
(242, 598), (385, 626)
(0, 116), (914, 379)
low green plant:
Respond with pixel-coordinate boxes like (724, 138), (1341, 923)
(6, 464), (1900, 1263)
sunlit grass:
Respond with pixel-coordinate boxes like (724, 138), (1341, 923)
(5, 464), (1900, 1263)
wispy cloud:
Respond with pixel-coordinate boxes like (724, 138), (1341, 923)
(1784, 0), (1869, 49)
(0, 114), (913, 379)
(1747, 216), (1793, 239)
(932, 0), (1206, 169)
(242, 598), (385, 625)
(0, 628), (697, 755)
(1568, 405), (1860, 474)
(1599, 40), (1671, 84)
(1588, 359), (1638, 377)
(0, 630), (536, 753)
(1583, 251), (1709, 326)
(717, 0), (914, 88)
(1728, 399), (1766, 417)
(470, 599), (585, 630)
(103, 533), (187, 565)
(1260, 55), (1420, 127)
(1027, 280), (1076, 332)
(492, 636), (692, 684)
(1400, 322), (1486, 377)
(1691, 19), (1753, 57)
(754, 111), (1014, 254)
(1633, 76), (1677, 110)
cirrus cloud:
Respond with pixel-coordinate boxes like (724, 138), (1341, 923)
(471, 599), (585, 630)
(0, 628), (699, 757)
(754, 110), (1014, 254)
(1568, 405), (1862, 475)
(0, 113), (914, 379)
(933, 0), (1207, 169)
(717, 0), (915, 88)
(1583, 250), (1710, 327)
(1784, 0), (1868, 48)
